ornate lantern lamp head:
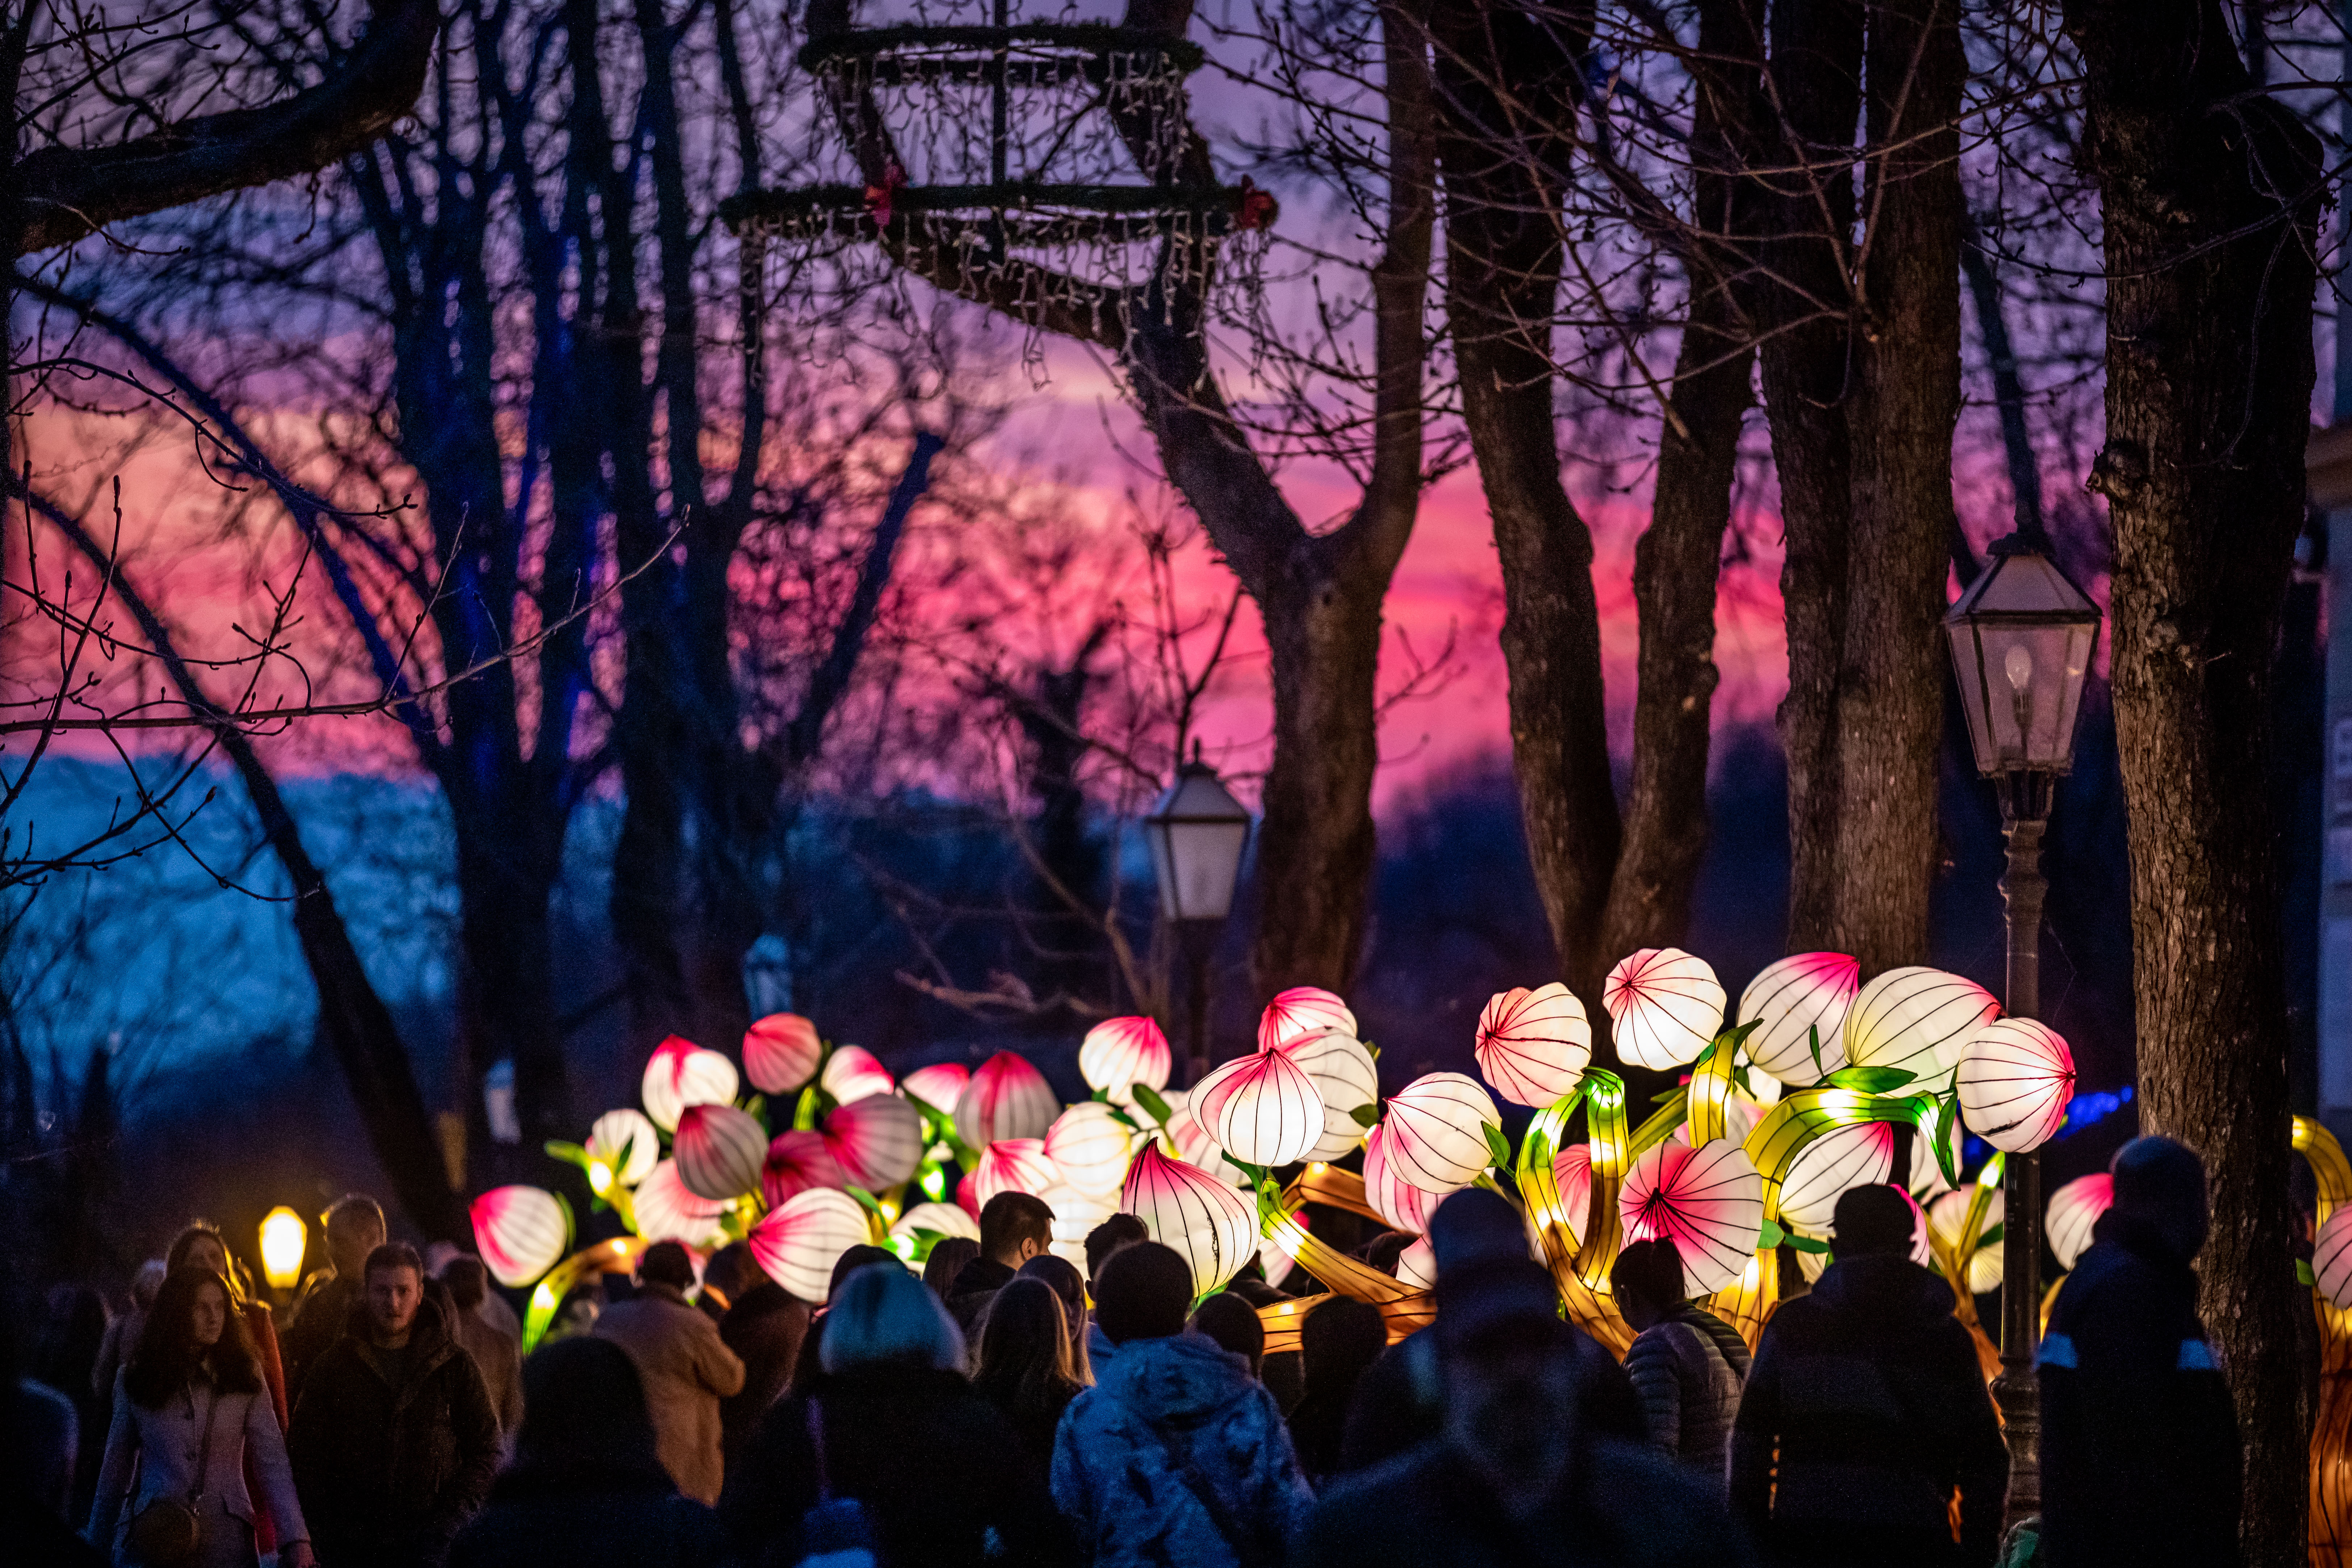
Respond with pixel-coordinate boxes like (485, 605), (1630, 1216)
(1945, 527), (2100, 818)
(1142, 748), (1250, 924)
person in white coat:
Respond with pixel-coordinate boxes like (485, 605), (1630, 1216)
(87, 1266), (313, 1568)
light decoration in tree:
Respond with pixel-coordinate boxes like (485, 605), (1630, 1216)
(1475, 983), (1591, 1107)
(1194, 1046), (1325, 1167)
(2045, 1172), (2114, 1271)
(1843, 967), (1998, 1088)
(1259, 987), (1357, 1053)
(1121, 1141), (1256, 1297)
(1381, 1073), (1503, 1194)
(1736, 952), (1859, 1083)
(1280, 1026), (1380, 1162)
(630, 1161), (730, 1250)
(971, 1138), (1061, 1209)
(749, 1188), (874, 1303)
(899, 1061), (971, 1115)
(1603, 948), (1727, 1070)
(954, 1050), (1060, 1147)
(763, 1131), (849, 1209)
(586, 1108), (661, 1189)
(824, 1092), (925, 1190)
(472, 1186), (570, 1288)
(640, 1036), (740, 1132)
(1930, 1186), (2006, 1293)
(1044, 1102), (1133, 1201)
(676, 1104), (769, 1201)
(1956, 1017), (2076, 1153)
(822, 1045), (899, 1108)
(1362, 1122), (1440, 1233)
(744, 1013), (823, 1095)
(1618, 1139), (1766, 1296)
(1078, 1016), (1172, 1104)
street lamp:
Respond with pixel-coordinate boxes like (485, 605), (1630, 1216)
(1142, 747), (1252, 1084)
(1944, 525), (2100, 1529)
(258, 1206), (308, 1296)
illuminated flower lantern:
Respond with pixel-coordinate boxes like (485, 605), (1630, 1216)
(2045, 1172), (2114, 1270)
(1044, 1184), (1115, 1271)
(762, 1131), (848, 1209)
(1282, 1027), (1380, 1161)
(1259, 987), (1357, 1053)
(1475, 983), (1592, 1107)
(472, 1186), (569, 1288)
(1603, 949), (1727, 1071)
(1956, 1018), (2076, 1153)
(1195, 1047), (1325, 1168)
(1553, 1143), (1593, 1244)
(1045, 1102), (1133, 1202)
(1381, 1072), (1502, 1194)
(1078, 1016), (1172, 1105)
(633, 1160), (730, 1249)
(749, 1188), (872, 1303)
(822, 1046), (898, 1108)
(1843, 967), (1998, 1088)
(586, 1108), (660, 1189)
(824, 1093), (924, 1191)
(1121, 1141), (1257, 1296)
(890, 1200), (980, 1250)
(1158, 1090), (1250, 1187)
(954, 1051), (1059, 1147)
(2316, 1207), (2352, 1310)
(1776, 1121), (1896, 1235)
(744, 1012), (823, 1095)
(971, 1139), (1061, 1210)
(1737, 952), (1859, 1084)
(1363, 1122), (1440, 1233)
(1929, 1188), (2006, 1293)
(640, 1036), (740, 1132)
(1619, 1139), (1765, 1295)
(676, 1104), (769, 1201)
(1396, 1237), (1437, 1289)
(1910, 1115), (1962, 1198)
(899, 1061), (970, 1115)
(1724, 1092), (1776, 1150)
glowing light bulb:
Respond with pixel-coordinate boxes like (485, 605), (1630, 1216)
(258, 1207), (307, 1291)
(2004, 644), (2033, 693)
(1978, 1152), (2006, 1189)
(587, 1160), (613, 1196)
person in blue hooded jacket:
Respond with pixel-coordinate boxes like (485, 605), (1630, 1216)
(1049, 1242), (1309, 1568)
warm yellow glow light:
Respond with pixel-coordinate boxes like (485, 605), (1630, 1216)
(587, 1160), (614, 1196)
(1978, 1152), (2006, 1189)
(259, 1207), (307, 1291)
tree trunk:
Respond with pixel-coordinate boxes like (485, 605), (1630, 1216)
(2064, 1), (2321, 1558)
(1821, 0), (1962, 974)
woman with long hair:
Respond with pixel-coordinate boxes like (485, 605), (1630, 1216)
(166, 1223), (293, 1555)
(87, 1266), (312, 1568)
(1014, 1255), (1092, 1385)
(971, 1278), (1085, 1489)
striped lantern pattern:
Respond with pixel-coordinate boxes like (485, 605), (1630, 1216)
(640, 1036), (740, 1132)
(1553, 1143), (1594, 1245)
(1843, 967), (1999, 1088)
(632, 1159), (730, 1249)
(1044, 1183), (1116, 1272)
(675, 1104), (769, 1200)
(1257, 987), (1358, 1054)
(1724, 1093), (1772, 1151)
(471, 1186), (569, 1288)
(1929, 1188), (2007, 1293)
(1077, 1016), (1172, 1104)
(954, 1051), (1060, 1148)
(743, 1013), (823, 1095)
(1956, 1018), (2076, 1153)
(2315, 1207), (2352, 1310)
(749, 1187), (872, 1303)
(1775, 1121), (1896, 1234)
(1284, 1028), (1380, 1163)
(1159, 1090), (1252, 1188)
(1603, 949), (1728, 1071)
(1737, 953), (1859, 1084)
(762, 1131), (848, 1209)
(586, 1108), (660, 1188)
(1044, 1102), (1134, 1201)
(823, 1093), (924, 1190)
(1619, 1138), (1766, 1296)
(890, 1200), (981, 1250)
(1121, 1141), (1257, 1296)
(1195, 1047), (1326, 1167)
(1475, 983), (1593, 1107)
(2046, 1172), (2114, 1271)
(1381, 1073), (1502, 1195)
(1363, 1121), (1441, 1233)
(1396, 1236), (1437, 1289)
(821, 1046), (898, 1108)
(899, 1062), (970, 1116)
(971, 1138), (1061, 1211)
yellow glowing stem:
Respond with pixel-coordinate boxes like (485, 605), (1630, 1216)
(1686, 1039), (1737, 1148)
(1743, 1086), (1932, 1225)
(1575, 1072), (1631, 1291)
(521, 1235), (650, 1352)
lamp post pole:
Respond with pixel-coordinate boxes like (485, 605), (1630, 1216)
(1181, 918), (1217, 1087)
(1141, 749), (1252, 1087)
(1994, 771), (2053, 1529)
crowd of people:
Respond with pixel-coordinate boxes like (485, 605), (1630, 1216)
(4, 1133), (2242, 1567)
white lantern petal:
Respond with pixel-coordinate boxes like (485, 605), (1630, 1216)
(587, 1108), (660, 1188)
(1618, 1138), (1765, 1296)
(1603, 949), (1727, 1071)
(675, 1104), (769, 1201)
(953, 1051), (1060, 1147)
(1553, 1143), (1593, 1246)
(2046, 1173), (2114, 1271)
(823, 1093), (926, 1191)
(1396, 1236), (1437, 1289)
(471, 1186), (569, 1288)
(1194, 1048), (1325, 1168)
(1284, 1028), (1380, 1162)
(1381, 1072), (1501, 1194)
(1363, 1121), (1442, 1233)
(1475, 983), (1592, 1107)
(820, 1046), (898, 1108)
(1158, 1089), (1253, 1188)
(2316, 1208), (2352, 1310)
(1775, 1121), (1896, 1234)
(1929, 1188), (2007, 1294)
(1078, 1017), (1172, 1103)
(743, 1013), (823, 1095)
(890, 1200), (981, 1249)
(899, 1062), (970, 1116)
(971, 1138), (1061, 1211)
(1259, 987), (1357, 1054)
(632, 1159), (730, 1249)
(1737, 953), (1859, 1084)
(749, 1188), (872, 1303)
(1956, 1018), (2076, 1153)
(1044, 1102), (1135, 1202)
(1844, 967), (1999, 1088)
(640, 1036), (740, 1133)
(1121, 1141), (1258, 1296)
